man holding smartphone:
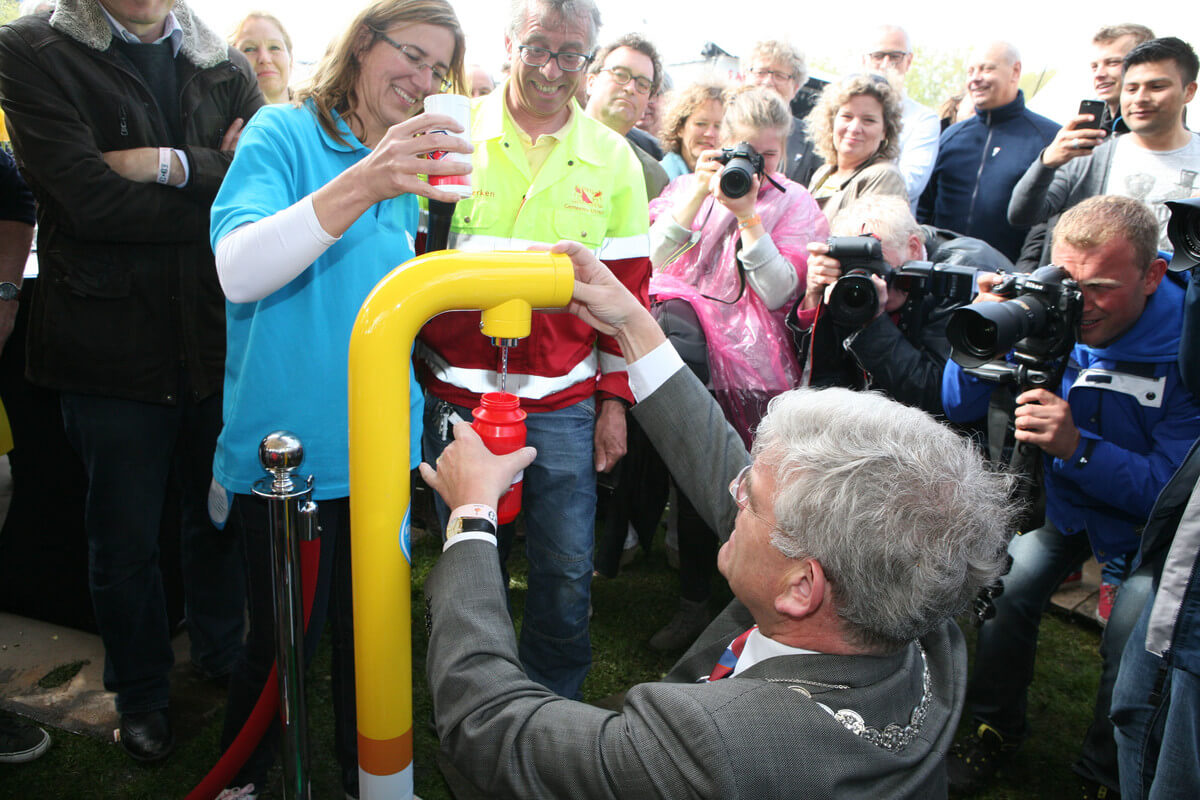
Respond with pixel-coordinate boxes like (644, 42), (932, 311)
(1009, 37), (1200, 260)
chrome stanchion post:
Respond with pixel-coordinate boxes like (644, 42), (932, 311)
(253, 431), (318, 800)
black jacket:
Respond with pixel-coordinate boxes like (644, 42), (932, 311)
(0, 0), (262, 403)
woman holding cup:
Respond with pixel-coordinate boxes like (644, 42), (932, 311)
(208, 0), (469, 795)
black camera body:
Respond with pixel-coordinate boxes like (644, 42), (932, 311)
(825, 235), (892, 326)
(715, 142), (766, 200)
(825, 236), (982, 326)
(945, 264), (1083, 387)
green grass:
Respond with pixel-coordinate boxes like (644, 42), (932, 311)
(1, 533), (1103, 799)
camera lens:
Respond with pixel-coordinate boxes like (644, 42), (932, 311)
(719, 158), (755, 199)
(827, 271), (879, 327)
(946, 295), (1049, 367)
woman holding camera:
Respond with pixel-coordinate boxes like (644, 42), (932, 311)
(638, 87), (826, 652)
(649, 85), (826, 440)
(658, 81), (726, 181)
(806, 73), (908, 222)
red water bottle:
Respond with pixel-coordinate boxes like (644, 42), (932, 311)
(471, 392), (527, 524)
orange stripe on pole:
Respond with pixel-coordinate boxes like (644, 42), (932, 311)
(357, 729), (413, 776)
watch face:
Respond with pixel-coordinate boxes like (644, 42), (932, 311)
(0, 282), (17, 301)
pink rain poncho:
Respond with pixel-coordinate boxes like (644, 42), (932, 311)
(649, 173), (828, 444)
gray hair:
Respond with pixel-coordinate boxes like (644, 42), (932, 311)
(830, 195), (924, 263)
(748, 40), (808, 88)
(508, 0), (601, 50)
(752, 387), (1016, 653)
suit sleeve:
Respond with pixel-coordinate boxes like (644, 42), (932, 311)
(595, 145), (651, 403)
(0, 27), (259, 243)
(632, 366), (745, 541)
(425, 540), (736, 800)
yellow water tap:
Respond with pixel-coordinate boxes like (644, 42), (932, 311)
(346, 249), (572, 799)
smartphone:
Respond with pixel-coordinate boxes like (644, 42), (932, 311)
(1078, 100), (1106, 129)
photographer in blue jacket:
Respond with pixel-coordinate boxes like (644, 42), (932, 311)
(940, 195), (1200, 797)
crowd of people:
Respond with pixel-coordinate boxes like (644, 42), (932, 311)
(0, 1), (1199, 799)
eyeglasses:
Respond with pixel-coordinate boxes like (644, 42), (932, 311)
(867, 50), (910, 64)
(600, 66), (653, 94)
(728, 464), (774, 527)
(517, 44), (592, 72)
(749, 67), (795, 83)
(373, 31), (453, 92)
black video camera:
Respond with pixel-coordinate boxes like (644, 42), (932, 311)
(945, 265), (1083, 387)
(715, 142), (766, 200)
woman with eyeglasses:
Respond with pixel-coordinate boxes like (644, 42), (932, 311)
(230, 11), (294, 105)
(641, 86), (827, 652)
(208, 1), (468, 796)
(805, 73), (908, 222)
(658, 80), (726, 180)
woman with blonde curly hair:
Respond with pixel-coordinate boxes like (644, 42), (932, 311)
(805, 73), (908, 221)
(658, 80), (726, 180)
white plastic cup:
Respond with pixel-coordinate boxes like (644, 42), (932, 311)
(423, 93), (472, 198)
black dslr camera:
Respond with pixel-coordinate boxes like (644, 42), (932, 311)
(945, 265), (1083, 387)
(825, 236), (980, 326)
(715, 142), (766, 200)
(825, 235), (892, 326)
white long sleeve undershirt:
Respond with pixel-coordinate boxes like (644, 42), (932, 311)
(214, 193), (340, 303)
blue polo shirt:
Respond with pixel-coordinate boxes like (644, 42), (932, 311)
(211, 100), (422, 499)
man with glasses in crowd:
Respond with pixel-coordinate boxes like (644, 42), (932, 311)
(861, 25), (941, 212)
(417, 0), (650, 701)
(743, 40), (822, 187)
(585, 33), (669, 199)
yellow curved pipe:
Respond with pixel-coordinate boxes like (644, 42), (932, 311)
(347, 250), (573, 799)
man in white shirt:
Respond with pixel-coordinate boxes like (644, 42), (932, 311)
(420, 241), (1015, 799)
(1010, 36), (1200, 257)
(862, 25), (941, 212)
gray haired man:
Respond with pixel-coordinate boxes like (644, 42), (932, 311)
(421, 241), (1015, 799)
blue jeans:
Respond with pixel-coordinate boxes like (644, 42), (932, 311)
(1113, 592), (1200, 799)
(424, 394), (596, 699)
(967, 521), (1151, 791)
(60, 389), (244, 714)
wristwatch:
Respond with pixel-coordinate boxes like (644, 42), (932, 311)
(0, 282), (19, 301)
(446, 515), (497, 540)
(446, 503), (498, 541)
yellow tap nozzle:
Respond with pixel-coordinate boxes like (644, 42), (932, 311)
(480, 298), (533, 340)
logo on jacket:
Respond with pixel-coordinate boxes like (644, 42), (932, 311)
(566, 185), (605, 215)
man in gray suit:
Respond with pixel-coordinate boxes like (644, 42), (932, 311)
(421, 242), (1015, 799)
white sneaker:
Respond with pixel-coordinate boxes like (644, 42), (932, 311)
(215, 785), (258, 800)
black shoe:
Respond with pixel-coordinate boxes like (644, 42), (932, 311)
(1080, 778), (1121, 800)
(947, 723), (1018, 792)
(0, 715), (51, 763)
(118, 709), (175, 762)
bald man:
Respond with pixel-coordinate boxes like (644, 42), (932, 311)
(917, 41), (1058, 261)
(861, 25), (941, 211)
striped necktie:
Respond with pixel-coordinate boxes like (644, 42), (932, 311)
(708, 625), (757, 681)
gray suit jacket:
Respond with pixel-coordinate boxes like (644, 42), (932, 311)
(426, 366), (965, 799)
